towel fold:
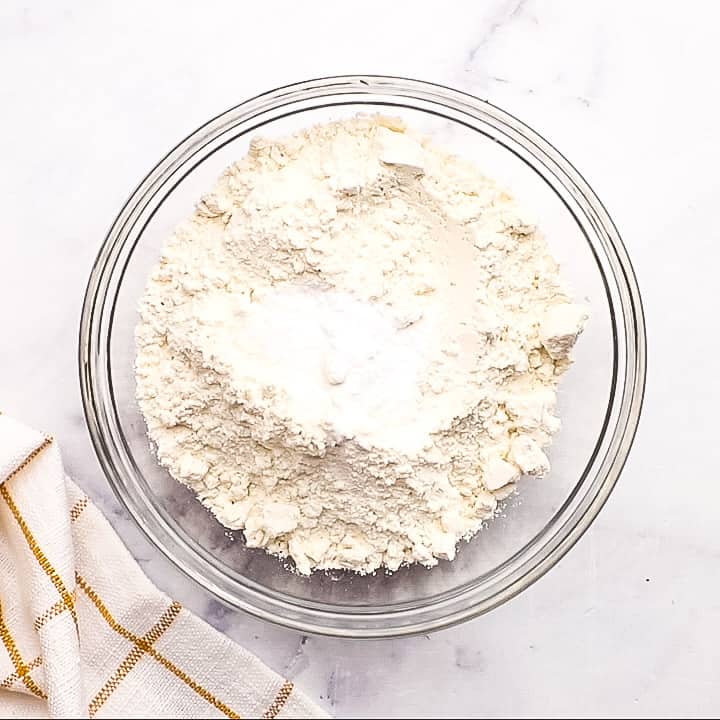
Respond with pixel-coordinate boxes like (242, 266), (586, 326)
(0, 414), (326, 719)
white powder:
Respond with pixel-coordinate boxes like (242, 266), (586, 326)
(135, 115), (587, 575)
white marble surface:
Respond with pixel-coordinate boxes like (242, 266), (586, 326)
(2, 0), (719, 716)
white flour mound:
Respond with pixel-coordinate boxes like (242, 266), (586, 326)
(135, 116), (588, 575)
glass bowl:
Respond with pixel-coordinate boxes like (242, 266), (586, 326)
(79, 76), (646, 638)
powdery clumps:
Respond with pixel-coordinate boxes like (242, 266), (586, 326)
(135, 116), (587, 575)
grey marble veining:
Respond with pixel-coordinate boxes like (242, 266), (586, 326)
(2, 1), (719, 716)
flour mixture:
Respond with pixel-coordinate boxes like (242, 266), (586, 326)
(135, 116), (587, 574)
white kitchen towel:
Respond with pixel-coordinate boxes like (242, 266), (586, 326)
(0, 414), (326, 719)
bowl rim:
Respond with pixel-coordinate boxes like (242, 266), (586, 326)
(79, 74), (647, 638)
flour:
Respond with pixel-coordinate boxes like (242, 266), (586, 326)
(135, 115), (587, 575)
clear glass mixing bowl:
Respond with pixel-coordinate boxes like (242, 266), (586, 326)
(79, 76), (646, 638)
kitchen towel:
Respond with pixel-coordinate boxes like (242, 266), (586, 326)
(0, 414), (327, 719)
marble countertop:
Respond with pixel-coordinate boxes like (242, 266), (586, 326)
(2, 1), (718, 716)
